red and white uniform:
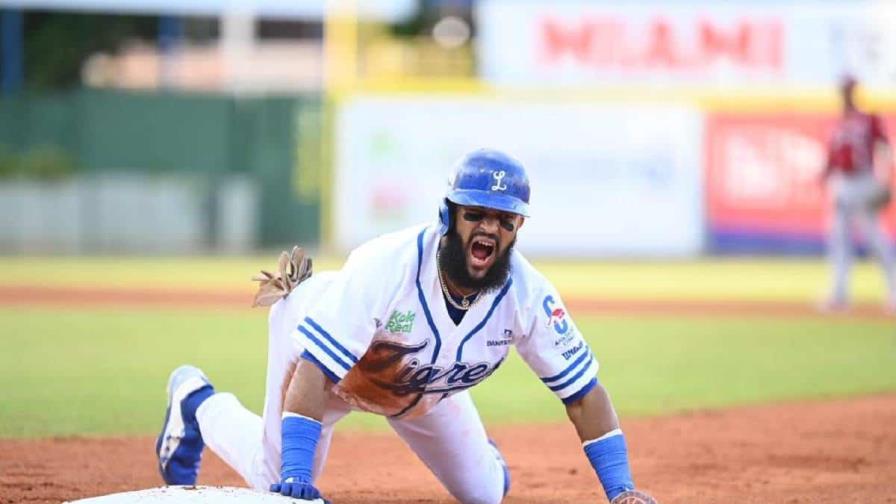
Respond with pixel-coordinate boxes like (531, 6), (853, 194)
(827, 110), (887, 176)
(825, 109), (896, 306)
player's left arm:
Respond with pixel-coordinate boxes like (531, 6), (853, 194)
(516, 282), (655, 503)
(565, 383), (648, 503)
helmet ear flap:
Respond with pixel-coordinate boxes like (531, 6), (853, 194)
(438, 199), (452, 235)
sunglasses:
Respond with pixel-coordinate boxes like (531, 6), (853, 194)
(462, 210), (517, 232)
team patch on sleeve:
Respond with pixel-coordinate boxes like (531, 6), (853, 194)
(514, 283), (599, 405)
(542, 294), (572, 336)
(295, 316), (359, 382)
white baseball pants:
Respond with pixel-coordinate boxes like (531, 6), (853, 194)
(827, 172), (896, 305)
(195, 273), (508, 504)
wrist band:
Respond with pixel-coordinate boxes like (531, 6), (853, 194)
(583, 431), (635, 501)
(280, 415), (322, 481)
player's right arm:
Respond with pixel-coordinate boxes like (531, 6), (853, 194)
(270, 358), (332, 501)
(283, 358), (330, 420)
(271, 241), (402, 501)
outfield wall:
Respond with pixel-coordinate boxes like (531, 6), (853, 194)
(335, 95), (704, 257)
(706, 113), (896, 254)
(0, 90), (323, 251)
(332, 92), (896, 257)
(3, 91), (896, 256)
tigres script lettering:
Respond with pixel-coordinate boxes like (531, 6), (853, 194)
(366, 340), (502, 396)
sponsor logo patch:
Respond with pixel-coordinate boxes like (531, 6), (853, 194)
(385, 310), (415, 334)
(553, 332), (576, 348)
(561, 341), (585, 360)
(542, 295), (570, 335)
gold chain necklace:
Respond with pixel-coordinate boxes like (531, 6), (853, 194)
(437, 251), (481, 311)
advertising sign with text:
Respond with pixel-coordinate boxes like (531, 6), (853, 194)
(477, 1), (896, 88)
(336, 96), (704, 257)
(706, 113), (896, 253)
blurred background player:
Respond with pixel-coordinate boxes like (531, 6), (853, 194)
(821, 76), (896, 312)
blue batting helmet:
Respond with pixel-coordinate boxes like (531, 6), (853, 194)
(438, 149), (531, 235)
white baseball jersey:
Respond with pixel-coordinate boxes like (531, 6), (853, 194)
(293, 223), (599, 419)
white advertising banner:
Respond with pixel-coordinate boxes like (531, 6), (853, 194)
(476, 0), (896, 88)
(335, 96), (704, 257)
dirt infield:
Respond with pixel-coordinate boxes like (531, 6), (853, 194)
(2, 394), (894, 504)
(1, 285), (893, 319)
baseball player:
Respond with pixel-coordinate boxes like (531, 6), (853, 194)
(821, 76), (896, 312)
(155, 149), (657, 503)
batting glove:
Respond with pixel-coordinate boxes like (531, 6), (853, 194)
(271, 414), (330, 502)
(270, 477), (329, 502)
(610, 490), (658, 504)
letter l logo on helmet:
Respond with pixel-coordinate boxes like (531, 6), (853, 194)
(491, 171), (507, 191)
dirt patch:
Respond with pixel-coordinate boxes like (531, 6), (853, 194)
(0, 285), (892, 319)
(2, 394), (894, 504)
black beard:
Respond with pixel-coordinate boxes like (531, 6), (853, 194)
(439, 228), (514, 294)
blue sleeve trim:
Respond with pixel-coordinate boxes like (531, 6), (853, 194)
(301, 350), (342, 384)
(547, 356), (594, 392)
(298, 326), (352, 373)
(541, 349), (591, 384)
(561, 377), (598, 405)
(303, 317), (358, 364)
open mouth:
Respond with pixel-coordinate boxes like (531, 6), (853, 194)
(470, 237), (496, 268)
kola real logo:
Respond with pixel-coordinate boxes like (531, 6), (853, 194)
(385, 310), (415, 333)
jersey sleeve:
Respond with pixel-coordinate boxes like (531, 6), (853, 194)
(293, 248), (392, 383)
(515, 284), (598, 404)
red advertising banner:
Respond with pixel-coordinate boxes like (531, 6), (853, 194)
(706, 113), (896, 253)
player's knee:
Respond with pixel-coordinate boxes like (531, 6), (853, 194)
(450, 471), (507, 504)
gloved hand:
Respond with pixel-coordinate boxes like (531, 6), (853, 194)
(869, 184), (892, 211)
(271, 414), (328, 502)
(270, 477), (329, 502)
(252, 245), (313, 307)
(610, 489), (658, 504)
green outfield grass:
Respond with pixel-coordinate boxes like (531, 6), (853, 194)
(1, 256), (893, 303)
(1, 305), (893, 438)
